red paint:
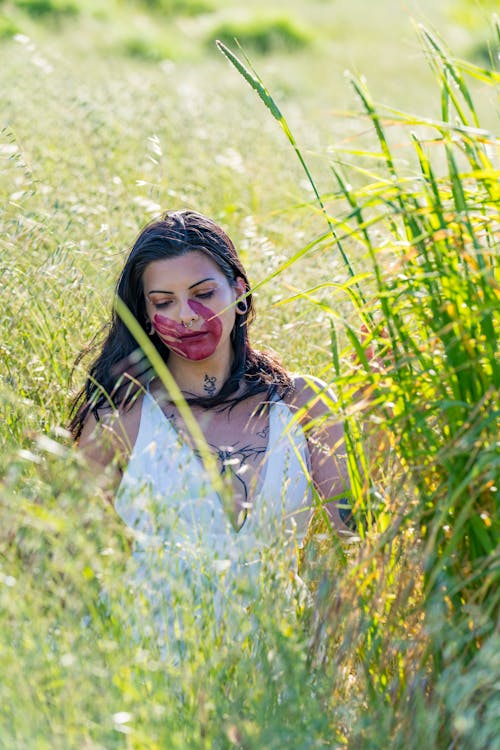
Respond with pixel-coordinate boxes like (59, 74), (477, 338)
(152, 299), (223, 361)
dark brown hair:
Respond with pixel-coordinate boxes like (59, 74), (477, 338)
(70, 210), (292, 439)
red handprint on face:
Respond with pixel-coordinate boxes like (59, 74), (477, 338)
(153, 300), (223, 361)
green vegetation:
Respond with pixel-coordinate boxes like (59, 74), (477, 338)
(140, 0), (213, 14)
(122, 33), (177, 62)
(0, 13), (20, 36)
(14, 0), (80, 18)
(1, 1), (498, 748)
(208, 15), (311, 54)
(219, 24), (499, 744)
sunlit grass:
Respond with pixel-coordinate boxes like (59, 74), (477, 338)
(219, 18), (499, 749)
(1, 3), (499, 749)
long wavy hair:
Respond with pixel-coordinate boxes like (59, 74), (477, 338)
(70, 210), (292, 440)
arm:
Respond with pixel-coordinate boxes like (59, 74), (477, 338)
(77, 405), (138, 498)
(289, 375), (354, 537)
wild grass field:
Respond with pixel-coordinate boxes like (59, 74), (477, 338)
(1, 0), (499, 748)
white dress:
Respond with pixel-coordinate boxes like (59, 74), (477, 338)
(114, 391), (313, 648)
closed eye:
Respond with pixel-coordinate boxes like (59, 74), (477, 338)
(153, 300), (172, 309)
(196, 290), (215, 300)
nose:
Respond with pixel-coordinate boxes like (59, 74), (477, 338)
(178, 298), (199, 327)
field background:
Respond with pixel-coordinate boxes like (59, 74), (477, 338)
(1, 0), (499, 748)
(2, 0), (497, 398)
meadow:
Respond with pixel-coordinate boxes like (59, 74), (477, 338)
(1, 0), (499, 747)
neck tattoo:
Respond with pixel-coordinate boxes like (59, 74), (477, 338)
(203, 373), (217, 397)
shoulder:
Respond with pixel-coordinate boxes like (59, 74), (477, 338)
(78, 393), (144, 467)
(285, 377), (346, 489)
(285, 374), (337, 420)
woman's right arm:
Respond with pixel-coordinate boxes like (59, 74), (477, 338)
(78, 410), (124, 466)
(77, 404), (140, 496)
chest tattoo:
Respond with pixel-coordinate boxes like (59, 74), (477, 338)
(160, 405), (269, 508)
(165, 411), (178, 429)
(256, 424), (269, 440)
(194, 441), (268, 501)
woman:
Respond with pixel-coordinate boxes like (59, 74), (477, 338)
(71, 210), (351, 641)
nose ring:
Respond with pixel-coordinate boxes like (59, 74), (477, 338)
(182, 317), (197, 329)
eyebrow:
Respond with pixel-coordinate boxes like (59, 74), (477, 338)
(147, 277), (216, 295)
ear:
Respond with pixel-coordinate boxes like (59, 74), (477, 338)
(234, 277), (249, 317)
(234, 276), (247, 299)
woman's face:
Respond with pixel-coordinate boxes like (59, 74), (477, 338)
(142, 251), (246, 363)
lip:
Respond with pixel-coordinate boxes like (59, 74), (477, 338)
(177, 330), (209, 340)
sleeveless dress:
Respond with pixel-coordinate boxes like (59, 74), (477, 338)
(114, 391), (314, 648)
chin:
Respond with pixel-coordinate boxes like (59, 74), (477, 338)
(168, 346), (216, 363)
(184, 352), (213, 362)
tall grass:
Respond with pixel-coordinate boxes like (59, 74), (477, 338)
(0, 9), (498, 750)
(218, 20), (500, 749)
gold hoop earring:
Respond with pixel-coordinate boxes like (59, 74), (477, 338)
(236, 298), (248, 315)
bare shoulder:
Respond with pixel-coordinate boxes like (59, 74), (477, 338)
(285, 374), (338, 420)
(78, 394), (144, 469)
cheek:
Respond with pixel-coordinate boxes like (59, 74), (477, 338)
(188, 300), (223, 341)
(152, 313), (183, 338)
(152, 301), (226, 361)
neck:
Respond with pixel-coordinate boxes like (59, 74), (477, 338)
(167, 345), (233, 400)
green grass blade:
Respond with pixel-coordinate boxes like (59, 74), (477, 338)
(114, 298), (232, 516)
(349, 76), (398, 182)
(419, 26), (480, 128)
(216, 40), (362, 292)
